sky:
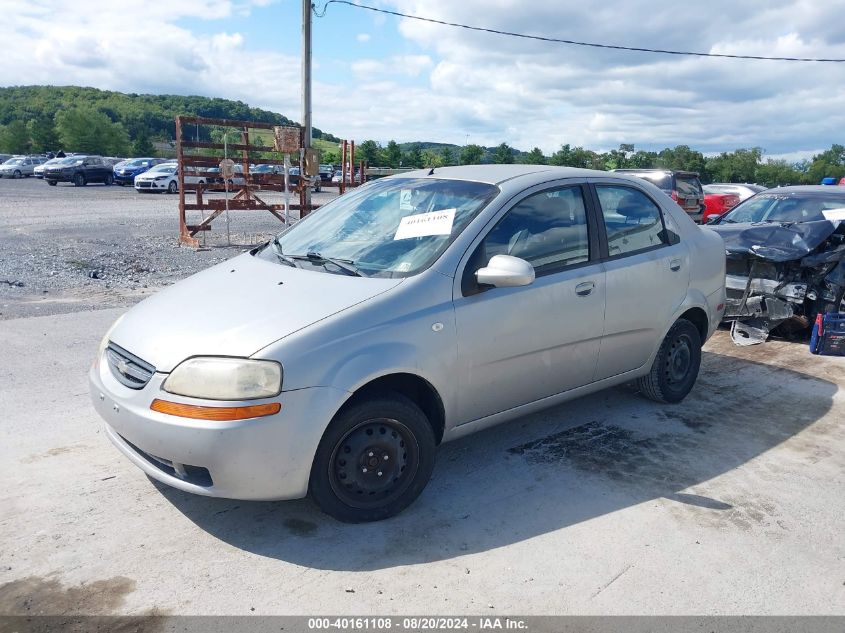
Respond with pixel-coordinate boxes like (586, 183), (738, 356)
(2, 0), (845, 159)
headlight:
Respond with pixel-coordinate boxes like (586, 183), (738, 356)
(154, 175), (168, 181)
(163, 358), (282, 400)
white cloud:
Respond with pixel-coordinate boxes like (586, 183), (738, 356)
(3, 0), (845, 156)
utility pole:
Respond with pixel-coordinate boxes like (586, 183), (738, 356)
(302, 0), (312, 210)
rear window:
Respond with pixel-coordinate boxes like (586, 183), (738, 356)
(631, 172), (672, 191)
(675, 175), (702, 197)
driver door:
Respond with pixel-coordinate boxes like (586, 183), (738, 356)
(452, 183), (606, 424)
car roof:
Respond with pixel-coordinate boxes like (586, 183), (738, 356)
(386, 164), (607, 186)
(759, 185), (845, 194)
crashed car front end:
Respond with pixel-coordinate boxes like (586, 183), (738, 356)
(718, 220), (845, 345)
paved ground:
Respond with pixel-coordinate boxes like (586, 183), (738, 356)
(1, 179), (843, 618)
(0, 309), (843, 616)
(0, 177), (336, 320)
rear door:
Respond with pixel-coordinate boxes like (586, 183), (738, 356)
(589, 181), (690, 380)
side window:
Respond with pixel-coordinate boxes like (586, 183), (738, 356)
(481, 186), (590, 274)
(596, 186), (669, 257)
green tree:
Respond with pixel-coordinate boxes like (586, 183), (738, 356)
(0, 121), (31, 153)
(322, 150), (338, 165)
(26, 117), (59, 153)
(806, 144), (845, 183)
(460, 143), (484, 165)
(420, 149), (442, 167)
(55, 108), (131, 155)
(131, 129), (156, 157)
(403, 145), (424, 168)
(549, 144), (603, 169)
(704, 147), (762, 183)
(357, 139), (382, 166)
(521, 147), (546, 164)
(756, 159), (803, 187)
(656, 145), (706, 174)
(384, 140), (402, 168)
(438, 146), (456, 166)
(492, 142), (514, 164)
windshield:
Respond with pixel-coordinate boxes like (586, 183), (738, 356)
(125, 159), (152, 168)
(4, 158), (24, 165)
(259, 177), (499, 277)
(720, 192), (845, 224)
(54, 157), (83, 165)
(148, 165), (176, 174)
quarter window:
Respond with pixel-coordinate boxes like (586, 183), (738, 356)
(596, 186), (669, 256)
(481, 186), (590, 274)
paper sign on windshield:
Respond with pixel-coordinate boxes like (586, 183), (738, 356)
(394, 208), (456, 240)
(822, 208), (845, 222)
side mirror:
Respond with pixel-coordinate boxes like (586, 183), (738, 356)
(476, 254), (535, 288)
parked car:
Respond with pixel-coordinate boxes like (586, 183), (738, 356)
(331, 170), (362, 185)
(113, 158), (166, 186)
(708, 186), (845, 344)
(612, 169), (706, 222)
(134, 163), (178, 193)
(704, 183), (767, 202)
(702, 191), (740, 222)
(0, 153), (13, 164)
(43, 155), (114, 186)
(288, 166), (321, 192)
(34, 157), (65, 179)
(318, 163), (334, 182)
(90, 165), (725, 522)
(0, 155), (47, 178)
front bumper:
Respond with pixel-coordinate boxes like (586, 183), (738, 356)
(89, 352), (349, 500)
(114, 173), (138, 185)
(43, 171), (72, 182)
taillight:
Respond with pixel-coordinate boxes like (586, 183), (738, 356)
(671, 190), (679, 202)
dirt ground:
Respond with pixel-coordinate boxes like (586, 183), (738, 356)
(0, 179), (843, 618)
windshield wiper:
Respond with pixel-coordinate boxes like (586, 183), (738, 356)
(288, 251), (362, 276)
(267, 236), (297, 268)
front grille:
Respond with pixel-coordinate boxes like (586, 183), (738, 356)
(137, 181), (152, 188)
(120, 434), (213, 487)
(106, 343), (155, 389)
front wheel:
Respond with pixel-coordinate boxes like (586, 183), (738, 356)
(47, 180), (57, 186)
(13, 170), (22, 179)
(637, 318), (702, 404)
(167, 180), (177, 194)
(73, 173), (85, 187)
(309, 394), (436, 522)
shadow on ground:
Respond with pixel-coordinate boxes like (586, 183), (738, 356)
(156, 349), (836, 571)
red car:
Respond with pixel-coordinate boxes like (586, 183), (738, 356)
(702, 192), (740, 222)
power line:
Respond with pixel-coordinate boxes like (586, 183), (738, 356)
(313, 0), (845, 63)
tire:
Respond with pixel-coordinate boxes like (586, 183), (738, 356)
(309, 393), (436, 523)
(103, 173), (113, 186)
(47, 180), (57, 186)
(167, 180), (177, 194)
(73, 173), (85, 187)
(637, 318), (702, 404)
(13, 170), (21, 179)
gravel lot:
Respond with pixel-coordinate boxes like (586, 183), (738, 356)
(0, 178), (844, 619)
(0, 177), (337, 320)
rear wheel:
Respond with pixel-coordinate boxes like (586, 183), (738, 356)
(309, 394), (436, 522)
(103, 173), (113, 186)
(73, 173), (85, 187)
(637, 318), (702, 404)
(47, 180), (57, 186)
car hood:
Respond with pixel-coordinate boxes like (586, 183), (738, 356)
(109, 252), (404, 372)
(710, 220), (840, 262)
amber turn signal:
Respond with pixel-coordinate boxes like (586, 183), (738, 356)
(150, 399), (281, 421)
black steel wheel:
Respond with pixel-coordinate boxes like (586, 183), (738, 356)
(310, 393), (436, 522)
(73, 173), (85, 187)
(103, 173), (113, 186)
(637, 318), (702, 404)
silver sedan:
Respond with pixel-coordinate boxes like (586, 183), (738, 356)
(90, 165), (726, 522)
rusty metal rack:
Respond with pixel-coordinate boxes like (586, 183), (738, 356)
(175, 115), (365, 248)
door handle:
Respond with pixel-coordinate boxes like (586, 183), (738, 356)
(575, 281), (595, 297)
(670, 259), (682, 271)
